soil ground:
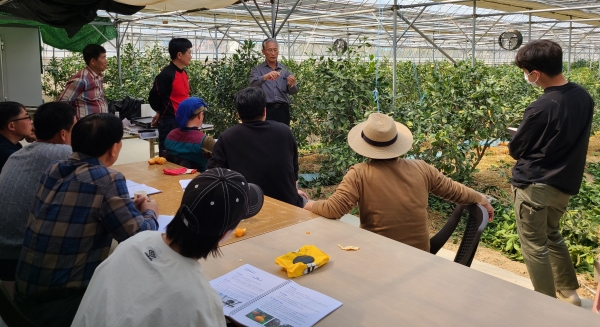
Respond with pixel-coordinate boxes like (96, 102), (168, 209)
(298, 134), (600, 300)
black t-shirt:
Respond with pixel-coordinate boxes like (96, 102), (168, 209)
(0, 133), (22, 173)
(509, 82), (594, 195)
(207, 120), (303, 207)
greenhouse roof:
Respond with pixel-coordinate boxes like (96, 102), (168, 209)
(90, 0), (600, 63)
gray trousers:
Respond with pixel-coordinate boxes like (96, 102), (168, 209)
(513, 183), (579, 297)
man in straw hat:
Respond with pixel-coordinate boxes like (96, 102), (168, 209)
(72, 168), (264, 327)
(304, 113), (494, 252)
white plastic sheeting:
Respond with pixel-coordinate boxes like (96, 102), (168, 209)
(116, 0), (237, 11)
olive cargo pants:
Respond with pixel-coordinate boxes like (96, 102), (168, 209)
(513, 183), (579, 297)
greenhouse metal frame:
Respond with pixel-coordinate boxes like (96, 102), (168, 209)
(42, 0), (600, 101)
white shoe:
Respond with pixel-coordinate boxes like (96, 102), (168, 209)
(556, 289), (581, 307)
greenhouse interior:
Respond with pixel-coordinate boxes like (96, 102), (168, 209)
(1, 0), (600, 325)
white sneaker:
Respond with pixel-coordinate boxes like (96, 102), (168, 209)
(556, 289), (582, 307)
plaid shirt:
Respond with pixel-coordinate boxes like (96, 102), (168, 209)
(57, 66), (108, 119)
(15, 153), (158, 296)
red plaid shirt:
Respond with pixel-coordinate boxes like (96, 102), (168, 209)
(57, 66), (108, 119)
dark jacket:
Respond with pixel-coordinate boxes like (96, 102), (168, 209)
(207, 120), (304, 207)
(509, 82), (593, 195)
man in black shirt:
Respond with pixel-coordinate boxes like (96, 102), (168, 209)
(207, 87), (308, 208)
(0, 101), (33, 172)
(510, 40), (593, 306)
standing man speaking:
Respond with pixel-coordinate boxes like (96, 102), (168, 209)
(249, 38), (298, 126)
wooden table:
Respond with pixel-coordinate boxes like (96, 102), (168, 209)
(112, 162), (320, 245)
(201, 218), (600, 326)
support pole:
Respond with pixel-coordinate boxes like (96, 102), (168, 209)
(241, 0), (271, 38)
(271, 0), (276, 39)
(493, 40), (496, 66)
(115, 19), (122, 87)
(568, 17), (572, 74)
(397, 12), (456, 64)
(472, 0), (476, 68)
(528, 13), (532, 42)
(393, 1), (398, 108)
(274, 0), (301, 37)
(287, 22), (291, 59)
(214, 14), (218, 61)
(597, 47), (600, 78)
(253, 0), (273, 37)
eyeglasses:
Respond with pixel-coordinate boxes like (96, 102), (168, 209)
(264, 48), (279, 53)
(10, 115), (31, 122)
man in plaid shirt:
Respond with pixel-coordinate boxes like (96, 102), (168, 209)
(13, 113), (159, 326)
(57, 44), (108, 119)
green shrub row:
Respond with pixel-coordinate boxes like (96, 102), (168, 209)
(43, 42), (600, 272)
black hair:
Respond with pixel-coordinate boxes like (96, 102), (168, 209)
(71, 113), (123, 157)
(169, 38), (193, 60)
(0, 101), (25, 130)
(515, 40), (563, 77)
(235, 87), (266, 121)
(33, 102), (76, 141)
(262, 38), (278, 50)
(165, 211), (224, 259)
(83, 44), (106, 66)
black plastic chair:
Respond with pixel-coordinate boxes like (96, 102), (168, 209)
(429, 204), (489, 267)
(0, 279), (40, 327)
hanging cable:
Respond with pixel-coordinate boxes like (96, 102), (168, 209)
(373, 6), (384, 113)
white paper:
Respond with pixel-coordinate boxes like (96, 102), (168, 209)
(230, 282), (342, 327)
(210, 264), (286, 316)
(179, 179), (192, 191)
(157, 215), (174, 233)
(507, 127), (518, 136)
(126, 180), (161, 198)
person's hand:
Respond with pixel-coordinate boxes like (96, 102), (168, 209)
(140, 197), (159, 216)
(478, 194), (494, 221)
(151, 113), (161, 127)
(133, 194), (146, 209)
(287, 75), (297, 87)
(298, 189), (309, 201)
(263, 71), (280, 81)
(304, 200), (315, 211)
(25, 126), (36, 143)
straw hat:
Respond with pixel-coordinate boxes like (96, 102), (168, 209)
(347, 113), (413, 159)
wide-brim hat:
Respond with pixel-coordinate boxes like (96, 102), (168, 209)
(347, 113), (413, 159)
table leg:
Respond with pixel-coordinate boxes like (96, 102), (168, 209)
(149, 139), (155, 158)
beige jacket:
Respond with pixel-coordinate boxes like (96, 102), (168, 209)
(311, 158), (481, 252)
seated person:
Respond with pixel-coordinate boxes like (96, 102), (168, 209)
(208, 87), (308, 207)
(0, 102), (76, 285)
(0, 101), (34, 171)
(304, 113), (494, 252)
(165, 97), (215, 171)
(72, 168), (264, 327)
(14, 113), (160, 327)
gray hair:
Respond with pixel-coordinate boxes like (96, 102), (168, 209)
(262, 38), (278, 49)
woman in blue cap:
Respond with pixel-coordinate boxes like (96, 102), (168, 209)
(164, 97), (215, 171)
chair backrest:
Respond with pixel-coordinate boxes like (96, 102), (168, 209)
(429, 204), (489, 267)
(0, 280), (40, 327)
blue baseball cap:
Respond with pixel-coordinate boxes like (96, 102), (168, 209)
(176, 97), (208, 129)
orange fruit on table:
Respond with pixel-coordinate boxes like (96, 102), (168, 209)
(234, 228), (246, 237)
(148, 157), (156, 165)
